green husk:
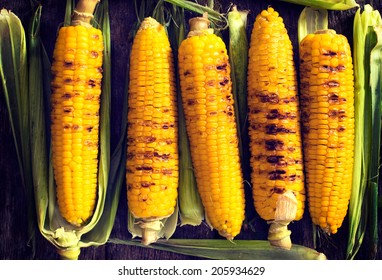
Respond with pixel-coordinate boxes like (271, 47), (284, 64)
(228, 5), (249, 174)
(347, 5), (382, 260)
(109, 238), (327, 260)
(81, 0), (124, 247)
(28, 0), (118, 259)
(279, 0), (358, 10)
(0, 8), (35, 257)
(64, 0), (75, 26)
(297, 7), (328, 43)
(28, 3), (51, 258)
(367, 24), (382, 259)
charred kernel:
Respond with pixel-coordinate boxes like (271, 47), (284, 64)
(299, 29), (354, 234)
(248, 7), (305, 224)
(178, 15), (245, 239)
(51, 24), (103, 227)
(126, 18), (178, 230)
(216, 63), (227, 70)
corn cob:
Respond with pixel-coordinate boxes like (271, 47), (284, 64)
(247, 7), (305, 248)
(299, 29), (354, 234)
(50, 2), (104, 227)
(126, 17), (178, 245)
(178, 14), (245, 240)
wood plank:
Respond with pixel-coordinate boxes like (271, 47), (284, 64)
(0, 0), (381, 260)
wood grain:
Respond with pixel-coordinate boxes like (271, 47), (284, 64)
(0, 0), (381, 260)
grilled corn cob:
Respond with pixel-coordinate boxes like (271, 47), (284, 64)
(50, 3), (104, 227)
(126, 17), (178, 245)
(247, 7), (305, 248)
(178, 14), (245, 240)
(299, 29), (354, 234)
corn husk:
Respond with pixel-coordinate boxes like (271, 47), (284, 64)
(0, 8), (35, 256)
(228, 5), (249, 176)
(109, 238), (326, 260)
(279, 0), (358, 10)
(347, 4), (382, 260)
(298, 7), (328, 43)
(3, 0), (120, 260)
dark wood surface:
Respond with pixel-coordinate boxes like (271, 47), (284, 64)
(0, 0), (381, 260)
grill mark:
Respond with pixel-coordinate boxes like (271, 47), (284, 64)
(267, 156), (284, 164)
(64, 61), (73, 67)
(136, 166), (153, 171)
(250, 108), (261, 114)
(328, 93), (339, 104)
(216, 63), (227, 71)
(219, 77), (229, 86)
(266, 110), (297, 120)
(265, 124), (296, 135)
(145, 136), (156, 143)
(86, 126), (93, 132)
(288, 174), (297, 181)
(63, 124), (71, 130)
(256, 93), (279, 104)
(268, 170), (286, 180)
(265, 140), (284, 151)
(320, 65), (346, 72)
(250, 123), (262, 130)
(324, 81), (340, 88)
(162, 169), (173, 175)
(88, 79), (97, 88)
(328, 110), (338, 118)
(154, 152), (170, 160)
(63, 107), (72, 113)
(281, 96), (297, 104)
(206, 80), (215, 86)
(141, 182), (152, 188)
(91, 51), (99, 58)
(323, 50), (337, 57)
(127, 152), (134, 160)
(271, 187), (285, 194)
(187, 99), (195, 106)
(184, 70), (191, 76)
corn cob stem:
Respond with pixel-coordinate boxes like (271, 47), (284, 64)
(71, 0), (100, 26)
(267, 190), (297, 249)
(187, 12), (213, 37)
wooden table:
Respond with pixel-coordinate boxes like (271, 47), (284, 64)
(0, 0), (381, 260)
